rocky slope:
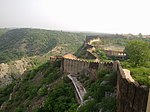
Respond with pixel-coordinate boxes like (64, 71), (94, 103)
(0, 62), (78, 112)
(0, 58), (32, 87)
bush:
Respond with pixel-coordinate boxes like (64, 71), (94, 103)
(130, 67), (150, 87)
(0, 83), (14, 105)
(95, 49), (107, 60)
(26, 85), (38, 99)
(80, 67), (116, 112)
(43, 80), (78, 112)
(96, 68), (110, 79)
(121, 61), (131, 68)
(78, 100), (97, 112)
(15, 107), (24, 112)
(37, 85), (48, 96)
(99, 97), (116, 112)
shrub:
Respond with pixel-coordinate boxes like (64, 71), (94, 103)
(15, 107), (24, 112)
(37, 85), (47, 96)
(99, 97), (116, 112)
(130, 67), (150, 87)
(96, 68), (110, 79)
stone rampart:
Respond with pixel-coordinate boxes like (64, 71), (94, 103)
(85, 35), (127, 60)
(98, 61), (113, 70)
(62, 58), (113, 75)
(50, 55), (150, 111)
(113, 61), (149, 112)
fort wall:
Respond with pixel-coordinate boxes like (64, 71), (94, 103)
(85, 35), (127, 59)
(113, 61), (149, 112)
(50, 56), (150, 111)
(50, 34), (149, 111)
(62, 58), (113, 75)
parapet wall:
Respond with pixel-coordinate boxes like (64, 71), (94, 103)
(63, 58), (89, 75)
(62, 58), (113, 75)
(113, 61), (149, 112)
(50, 56), (150, 111)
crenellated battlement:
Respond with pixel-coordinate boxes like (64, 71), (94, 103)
(62, 57), (113, 75)
(50, 35), (149, 111)
(50, 54), (113, 75)
(50, 55), (150, 111)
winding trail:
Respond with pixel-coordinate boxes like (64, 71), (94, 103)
(67, 74), (87, 104)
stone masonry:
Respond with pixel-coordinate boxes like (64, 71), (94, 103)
(113, 61), (149, 112)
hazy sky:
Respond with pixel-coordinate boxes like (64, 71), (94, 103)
(0, 0), (150, 34)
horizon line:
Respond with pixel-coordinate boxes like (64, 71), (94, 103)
(0, 27), (149, 35)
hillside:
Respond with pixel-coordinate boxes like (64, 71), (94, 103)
(0, 59), (117, 112)
(0, 62), (78, 112)
(0, 28), (86, 63)
(0, 53), (61, 88)
(0, 57), (33, 87)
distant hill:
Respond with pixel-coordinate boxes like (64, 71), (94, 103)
(0, 28), (86, 63)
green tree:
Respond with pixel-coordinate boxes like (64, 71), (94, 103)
(138, 33), (143, 38)
(125, 40), (150, 66)
(95, 49), (107, 60)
